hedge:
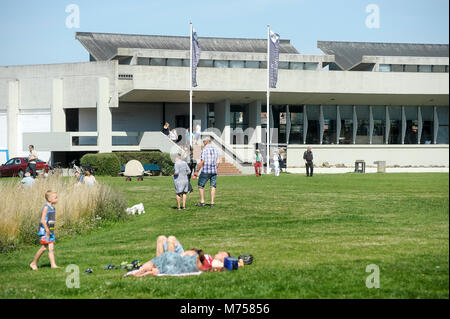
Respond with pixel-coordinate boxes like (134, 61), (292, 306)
(114, 151), (174, 176)
(80, 153), (121, 176)
(80, 151), (174, 176)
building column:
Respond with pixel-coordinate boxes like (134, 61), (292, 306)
(7, 81), (19, 158)
(214, 99), (230, 145)
(51, 79), (65, 132)
(248, 100), (261, 144)
(97, 77), (112, 153)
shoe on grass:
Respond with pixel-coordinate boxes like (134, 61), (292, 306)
(195, 202), (206, 207)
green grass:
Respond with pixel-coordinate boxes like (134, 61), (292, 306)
(0, 173), (448, 298)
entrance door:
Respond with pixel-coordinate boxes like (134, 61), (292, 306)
(176, 115), (195, 129)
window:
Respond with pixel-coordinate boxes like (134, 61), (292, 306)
(214, 60), (229, 68)
(404, 106), (419, 144)
(230, 60), (245, 68)
(230, 104), (249, 144)
(392, 64), (403, 72)
(183, 59), (190, 67)
(420, 106), (434, 144)
(5, 158), (14, 166)
(322, 106), (337, 144)
(432, 65), (446, 73)
(372, 106), (386, 144)
(379, 64), (391, 72)
(199, 60), (213, 67)
(150, 58), (166, 66)
(208, 103), (215, 128)
(245, 61), (260, 69)
(339, 106), (353, 144)
(167, 59), (183, 67)
(304, 63), (318, 70)
(278, 62), (289, 69)
(404, 65), (418, 72)
(289, 105), (304, 144)
(388, 106), (402, 144)
(355, 106), (370, 144)
(418, 65), (432, 72)
(436, 106), (449, 144)
(306, 105), (320, 144)
(137, 57), (150, 65)
(272, 105), (287, 144)
(289, 62), (303, 70)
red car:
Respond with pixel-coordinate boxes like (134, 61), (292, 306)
(0, 157), (49, 177)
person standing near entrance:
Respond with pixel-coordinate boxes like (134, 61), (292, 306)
(193, 137), (219, 207)
(303, 146), (314, 177)
(27, 145), (38, 178)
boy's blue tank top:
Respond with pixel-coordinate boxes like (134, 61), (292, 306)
(38, 203), (56, 235)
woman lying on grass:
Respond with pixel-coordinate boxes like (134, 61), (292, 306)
(128, 249), (205, 277)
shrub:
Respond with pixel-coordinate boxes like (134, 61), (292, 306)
(0, 175), (128, 252)
(80, 153), (121, 176)
(114, 151), (174, 176)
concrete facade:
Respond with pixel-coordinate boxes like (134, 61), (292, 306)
(0, 33), (448, 172)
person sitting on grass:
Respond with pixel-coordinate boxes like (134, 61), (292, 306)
(21, 172), (36, 188)
(29, 191), (60, 270)
(83, 171), (97, 186)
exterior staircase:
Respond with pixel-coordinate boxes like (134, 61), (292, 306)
(217, 157), (242, 175)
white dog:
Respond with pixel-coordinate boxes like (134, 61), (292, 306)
(126, 203), (145, 215)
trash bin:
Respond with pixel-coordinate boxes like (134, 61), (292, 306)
(374, 161), (386, 173)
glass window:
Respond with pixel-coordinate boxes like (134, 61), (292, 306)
(289, 105), (304, 144)
(245, 61), (260, 69)
(230, 60), (245, 68)
(420, 106), (434, 144)
(199, 59), (213, 67)
(355, 106), (370, 144)
(289, 62), (303, 70)
(372, 106), (386, 144)
(183, 59), (190, 67)
(278, 62), (289, 69)
(5, 158), (14, 166)
(166, 59), (182, 67)
(137, 57), (150, 65)
(303, 63), (318, 70)
(230, 105), (249, 144)
(150, 58), (166, 66)
(214, 60), (229, 68)
(379, 64), (391, 72)
(306, 105), (320, 144)
(392, 64), (403, 72)
(418, 65), (432, 72)
(432, 65), (446, 73)
(339, 106), (353, 144)
(404, 65), (418, 72)
(208, 103), (215, 128)
(404, 106), (419, 144)
(436, 106), (449, 144)
(272, 105), (287, 144)
(322, 106), (337, 144)
(388, 106), (402, 144)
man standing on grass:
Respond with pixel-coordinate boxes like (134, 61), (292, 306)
(303, 146), (314, 177)
(193, 137), (219, 207)
(27, 145), (38, 178)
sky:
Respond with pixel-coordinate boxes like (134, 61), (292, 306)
(0, 0), (448, 66)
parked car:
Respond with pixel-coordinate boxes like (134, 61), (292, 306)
(0, 157), (49, 177)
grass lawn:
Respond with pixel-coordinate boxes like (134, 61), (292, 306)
(0, 173), (448, 299)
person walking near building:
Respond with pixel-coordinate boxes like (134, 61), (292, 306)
(303, 146), (314, 177)
(26, 145), (38, 178)
(193, 137), (219, 207)
(278, 150), (284, 173)
(253, 150), (263, 177)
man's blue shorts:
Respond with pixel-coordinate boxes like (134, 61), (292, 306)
(198, 173), (217, 188)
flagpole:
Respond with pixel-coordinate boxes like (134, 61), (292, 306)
(189, 22), (193, 148)
(266, 24), (270, 174)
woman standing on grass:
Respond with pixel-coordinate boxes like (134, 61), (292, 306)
(173, 154), (191, 210)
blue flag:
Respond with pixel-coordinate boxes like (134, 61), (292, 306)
(269, 30), (280, 89)
(192, 29), (201, 87)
